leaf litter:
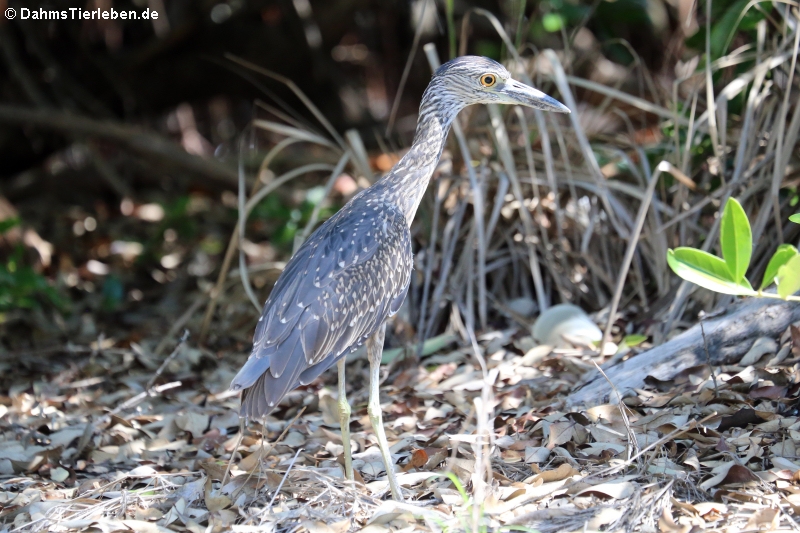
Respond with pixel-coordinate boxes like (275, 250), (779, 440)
(2, 312), (800, 533)
(4, 11), (800, 528)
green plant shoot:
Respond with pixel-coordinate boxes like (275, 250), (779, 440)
(667, 198), (800, 301)
(719, 198), (752, 282)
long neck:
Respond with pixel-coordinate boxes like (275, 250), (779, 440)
(373, 83), (464, 224)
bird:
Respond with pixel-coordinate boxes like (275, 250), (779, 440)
(230, 55), (570, 501)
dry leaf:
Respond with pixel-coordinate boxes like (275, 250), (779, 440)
(175, 412), (210, 438)
(658, 507), (691, 533)
(740, 337), (778, 365)
(120, 519), (172, 532)
(422, 448), (447, 470)
(749, 385), (787, 400)
(50, 466), (69, 483)
(135, 507), (164, 521)
(500, 449), (523, 463)
(717, 408), (762, 431)
(791, 325), (800, 356)
(701, 462), (758, 490)
(283, 431), (305, 447)
(692, 502), (729, 518)
(204, 476), (231, 512)
(576, 481), (635, 500)
(720, 464), (758, 485)
(546, 421), (576, 449)
(299, 520), (338, 533)
(745, 508), (779, 530)
(401, 449), (428, 472)
(534, 463), (578, 483)
(199, 459), (229, 481)
(238, 447), (268, 472)
(524, 447), (550, 463)
(586, 507), (624, 529)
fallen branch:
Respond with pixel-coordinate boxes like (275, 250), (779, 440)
(568, 299), (800, 406)
(0, 104), (238, 187)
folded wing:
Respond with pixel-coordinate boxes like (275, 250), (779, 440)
(231, 196), (412, 420)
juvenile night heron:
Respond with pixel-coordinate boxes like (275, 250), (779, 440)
(231, 55), (569, 501)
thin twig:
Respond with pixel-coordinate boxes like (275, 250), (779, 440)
(589, 359), (640, 462)
(296, 152), (351, 247)
(99, 381), (182, 425)
(230, 406), (307, 502)
(385, 0), (431, 138)
(267, 448), (303, 511)
(221, 420), (245, 489)
(200, 134), (308, 342)
(199, 229), (240, 344)
(146, 330), (189, 390)
(423, 43), (488, 330)
(583, 411), (718, 482)
(155, 295), (204, 356)
(698, 312), (719, 398)
(239, 127), (261, 312)
(601, 161), (667, 351)
(224, 54), (346, 149)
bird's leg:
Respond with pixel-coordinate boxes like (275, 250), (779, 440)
(337, 358), (354, 482)
(366, 323), (404, 501)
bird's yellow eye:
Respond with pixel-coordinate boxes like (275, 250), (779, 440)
(480, 74), (497, 87)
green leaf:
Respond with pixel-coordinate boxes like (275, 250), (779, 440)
(0, 217), (20, 234)
(719, 198), (752, 282)
(789, 213), (800, 224)
(381, 333), (457, 364)
(761, 244), (799, 289)
(707, 0), (753, 59)
(542, 13), (564, 32)
(667, 248), (756, 296)
(777, 254), (800, 299)
(623, 334), (648, 347)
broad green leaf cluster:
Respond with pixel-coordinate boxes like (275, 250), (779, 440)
(667, 199), (800, 301)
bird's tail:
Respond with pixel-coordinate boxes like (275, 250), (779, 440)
(239, 346), (307, 421)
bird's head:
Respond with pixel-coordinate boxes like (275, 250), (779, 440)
(430, 55), (570, 114)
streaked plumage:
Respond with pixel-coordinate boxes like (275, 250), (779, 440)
(234, 195), (412, 419)
(231, 55), (569, 501)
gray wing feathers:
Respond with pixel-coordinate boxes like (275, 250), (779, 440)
(240, 338), (308, 419)
(231, 198), (412, 418)
(389, 281), (410, 316)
